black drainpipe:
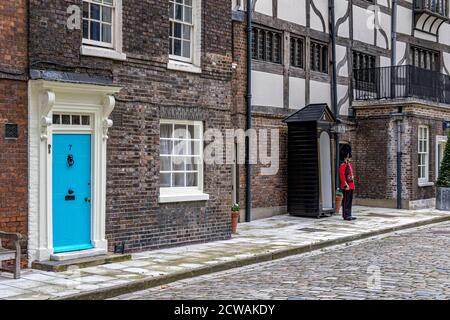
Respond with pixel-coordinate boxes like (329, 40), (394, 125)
(329, 0), (340, 193)
(245, 0), (253, 222)
(391, 0), (402, 209)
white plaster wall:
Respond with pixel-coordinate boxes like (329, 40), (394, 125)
(336, 0), (350, 38)
(377, 12), (391, 50)
(336, 45), (348, 77)
(377, 0), (390, 7)
(439, 23), (450, 46)
(397, 5), (412, 36)
(353, 5), (375, 45)
(289, 77), (306, 109)
(396, 41), (407, 65)
(252, 71), (284, 107)
(337, 84), (349, 116)
(414, 29), (438, 42)
(443, 52), (450, 74)
(380, 56), (391, 67)
(255, 0), (273, 16)
(310, 80), (331, 106)
(310, 0), (328, 33)
(278, 0), (306, 25)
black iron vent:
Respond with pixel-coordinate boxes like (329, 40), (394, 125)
(5, 124), (18, 139)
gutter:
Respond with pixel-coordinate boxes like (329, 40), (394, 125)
(329, 0), (340, 194)
(245, 0), (252, 222)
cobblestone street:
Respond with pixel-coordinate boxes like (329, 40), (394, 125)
(115, 222), (450, 300)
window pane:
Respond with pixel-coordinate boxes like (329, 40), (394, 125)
(175, 4), (183, 20)
(169, 3), (174, 19)
(161, 124), (173, 138)
(174, 173), (185, 187)
(186, 172), (198, 187)
(72, 115), (81, 125)
(174, 140), (186, 155)
(102, 24), (112, 43)
(160, 140), (172, 155)
(174, 125), (187, 139)
(53, 114), (61, 125)
(161, 156), (171, 171)
(160, 173), (171, 187)
(186, 157), (198, 170)
(182, 41), (191, 58)
(172, 156), (185, 171)
(62, 115), (71, 125)
(173, 39), (182, 56)
(185, 6), (192, 23)
(82, 116), (90, 125)
(90, 21), (101, 41)
(182, 25), (191, 40)
(83, 2), (89, 18)
(83, 20), (89, 39)
(188, 141), (200, 155)
(91, 4), (101, 20)
(102, 6), (112, 23)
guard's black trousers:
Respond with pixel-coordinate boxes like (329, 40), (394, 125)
(342, 190), (354, 219)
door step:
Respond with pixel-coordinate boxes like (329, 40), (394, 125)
(31, 253), (131, 272)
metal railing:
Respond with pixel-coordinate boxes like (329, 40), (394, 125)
(414, 0), (448, 16)
(353, 65), (450, 104)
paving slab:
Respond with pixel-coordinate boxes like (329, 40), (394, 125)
(0, 206), (449, 300)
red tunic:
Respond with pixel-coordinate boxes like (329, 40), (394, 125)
(339, 162), (355, 191)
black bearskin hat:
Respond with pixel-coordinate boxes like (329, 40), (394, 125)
(340, 144), (352, 159)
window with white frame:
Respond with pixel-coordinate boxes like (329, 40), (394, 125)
(169, 0), (194, 62)
(418, 126), (430, 183)
(83, 0), (115, 48)
(160, 120), (203, 193)
(81, 0), (125, 60)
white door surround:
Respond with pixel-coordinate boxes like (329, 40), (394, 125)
(28, 80), (121, 264)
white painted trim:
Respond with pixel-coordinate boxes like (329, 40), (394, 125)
(167, 59), (202, 74)
(436, 135), (448, 180)
(159, 192), (210, 203)
(28, 80), (121, 264)
(81, 45), (126, 61)
(418, 125), (430, 185)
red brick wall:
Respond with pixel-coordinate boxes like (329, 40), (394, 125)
(0, 0), (28, 265)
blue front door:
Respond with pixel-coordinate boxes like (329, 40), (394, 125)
(52, 134), (93, 253)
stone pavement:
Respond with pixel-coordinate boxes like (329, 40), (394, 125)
(0, 206), (449, 300)
(114, 221), (450, 300)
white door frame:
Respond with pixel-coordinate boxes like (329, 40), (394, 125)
(28, 80), (121, 264)
(436, 135), (448, 180)
(319, 131), (333, 210)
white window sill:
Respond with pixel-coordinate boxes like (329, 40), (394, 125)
(418, 181), (434, 187)
(81, 45), (127, 61)
(167, 60), (202, 74)
(159, 191), (210, 203)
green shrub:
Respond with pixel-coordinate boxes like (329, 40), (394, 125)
(437, 131), (450, 187)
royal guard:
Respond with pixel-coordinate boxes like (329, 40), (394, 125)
(339, 145), (356, 221)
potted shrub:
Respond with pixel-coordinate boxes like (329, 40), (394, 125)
(436, 132), (450, 210)
(336, 188), (343, 214)
(231, 203), (240, 233)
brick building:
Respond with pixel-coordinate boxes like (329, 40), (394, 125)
(231, 0), (450, 219)
(0, 0), (28, 265)
(25, 0), (233, 264)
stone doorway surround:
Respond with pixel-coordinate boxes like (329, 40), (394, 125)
(28, 80), (121, 265)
